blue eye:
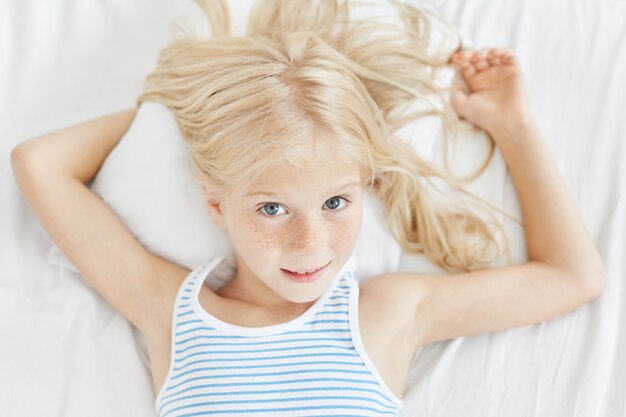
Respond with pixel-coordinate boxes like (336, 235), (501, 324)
(325, 196), (347, 210)
(259, 202), (286, 216)
(258, 196), (350, 217)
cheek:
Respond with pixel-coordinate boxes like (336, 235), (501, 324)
(334, 216), (361, 244)
(329, 207), (362, 246)
(244, 216), (285, 249)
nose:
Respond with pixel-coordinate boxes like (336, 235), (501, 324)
(286, 214), (324, 255)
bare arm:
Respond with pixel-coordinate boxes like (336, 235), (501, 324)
(11, 109), (187, 334)
(407, 118), (605, 346)
(372, 48), (606, 349)
(492, 119), (604, 278)
(14, 109), (137, 182)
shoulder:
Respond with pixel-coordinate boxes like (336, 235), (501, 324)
(358, 272), (430, 350)
(142, 256), (233, 337)
(359, 272), (430, 314)
(140, 257), (192, 338)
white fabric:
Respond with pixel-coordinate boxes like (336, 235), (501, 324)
(2, 0), (624, 416)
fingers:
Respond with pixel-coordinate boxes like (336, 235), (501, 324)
(487, 48), (516, 65)
(449, 47), (516, 67)
(457, 57), (477, 79)
(487, 48), (505, 66)
(471, 49), (490, 71)
(449, 47), (516, 79)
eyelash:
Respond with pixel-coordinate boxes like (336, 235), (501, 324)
(257, 196), (351, 218)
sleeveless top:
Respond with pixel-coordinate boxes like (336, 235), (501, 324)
(155, 255), (404, 417)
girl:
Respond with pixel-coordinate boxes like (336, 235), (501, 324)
(11, 0), (605, 416)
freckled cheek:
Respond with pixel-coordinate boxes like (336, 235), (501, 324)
(242, 213), (361, 250)
(332, 217), (361, 246)
(244, 217), (285, 249)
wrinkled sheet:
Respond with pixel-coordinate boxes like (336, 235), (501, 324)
(1, 0), (624, 416)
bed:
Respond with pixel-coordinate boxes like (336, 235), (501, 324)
(2, 0), (624, 416)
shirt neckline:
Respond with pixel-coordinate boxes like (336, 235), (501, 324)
(191, 255), (356, 337)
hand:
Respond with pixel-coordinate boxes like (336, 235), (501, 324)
(449, 47), (534, 139)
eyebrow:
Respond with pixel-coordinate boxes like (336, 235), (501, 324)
(244, 180), (362, 198)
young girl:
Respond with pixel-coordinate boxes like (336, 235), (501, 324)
(11, 0), (605, 416)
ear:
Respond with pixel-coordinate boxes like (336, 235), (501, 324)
(200, 183), (228, 231)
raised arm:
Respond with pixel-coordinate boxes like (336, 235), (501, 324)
(11, 109), (187, 334)
(13, 110), (138, 183)
(369, 48), (606, 350)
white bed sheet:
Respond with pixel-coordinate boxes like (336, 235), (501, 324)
(1, 0), (624, 416)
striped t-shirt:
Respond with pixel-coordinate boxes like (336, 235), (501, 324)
(155, 255), (404, 416)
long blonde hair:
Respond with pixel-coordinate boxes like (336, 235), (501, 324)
(137, 0), (518, 272)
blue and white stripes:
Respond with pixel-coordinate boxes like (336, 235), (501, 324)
(155, 256), (403, 416)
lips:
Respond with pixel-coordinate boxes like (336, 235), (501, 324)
(280, 262), (331, 283)
(282, 261), (330, 274)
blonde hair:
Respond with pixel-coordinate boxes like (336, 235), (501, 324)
(137, 0), (519, 272)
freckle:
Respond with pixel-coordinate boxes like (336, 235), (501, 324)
(259, 232), (282, 248)
(246, 217), (282, 248)
(333, 220), (360, 243)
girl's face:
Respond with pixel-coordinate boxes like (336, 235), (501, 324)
(207, 161), (364, 308)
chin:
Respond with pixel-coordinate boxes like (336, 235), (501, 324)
(289, 275), (334, 304)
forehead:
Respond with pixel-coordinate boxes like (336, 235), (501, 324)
(242, 162), (364, 195)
